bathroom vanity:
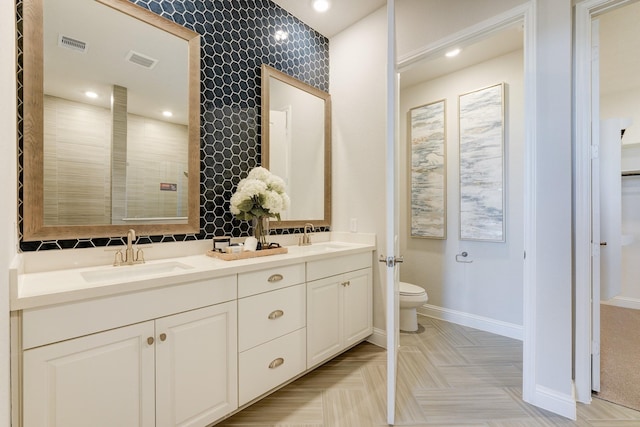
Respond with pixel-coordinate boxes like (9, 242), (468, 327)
(9, 238), (374, 427)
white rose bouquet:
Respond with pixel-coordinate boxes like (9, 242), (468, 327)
(230, 167), (290, 243)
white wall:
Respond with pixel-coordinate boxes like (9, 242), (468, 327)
(330, 8), (388, 332)
(399, 49), (525, 329)
(0, 0), (17, 424)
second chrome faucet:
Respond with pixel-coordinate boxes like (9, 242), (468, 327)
(299, 223), (315, 246)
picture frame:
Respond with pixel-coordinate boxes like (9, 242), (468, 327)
(458, 83), (505, 242)
(409, 99), (447, 239)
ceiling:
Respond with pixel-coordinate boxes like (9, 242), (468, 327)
(399, 25), (524, 89)
(271, 0), (386, 38)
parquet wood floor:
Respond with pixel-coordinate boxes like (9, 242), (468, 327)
(218, 316), (640, 426)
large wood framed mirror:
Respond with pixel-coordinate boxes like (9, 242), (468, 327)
(22, 0), (200, 241)
(261, 64), (331, 229)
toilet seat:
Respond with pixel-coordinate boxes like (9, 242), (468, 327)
(399, 281), (426, 296)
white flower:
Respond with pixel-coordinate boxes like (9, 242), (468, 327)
(262, 190), (284, 213)
(247, 166), (272, 182)
(266, 174), (286, 193)
(229, 167), (289, 221)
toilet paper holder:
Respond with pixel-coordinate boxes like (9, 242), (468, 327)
(455, 251), (473, 263)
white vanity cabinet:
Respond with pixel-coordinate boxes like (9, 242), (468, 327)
(306, 252), (373, 369)
(13, 243), (376, 427)
(237, 263), (307, 406)
(21, 276), (238, 427)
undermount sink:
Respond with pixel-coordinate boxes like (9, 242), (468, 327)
(81, 261), (194, 283)
(289, 242), (354, 253)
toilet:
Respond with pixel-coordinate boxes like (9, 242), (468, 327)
(399, 281), (428, 332)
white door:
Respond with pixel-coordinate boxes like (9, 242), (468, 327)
(385, 0), (400, 424)
(155, 302), (238, 427)
(23, 321), (156, 427)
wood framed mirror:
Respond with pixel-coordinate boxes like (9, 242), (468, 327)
(22, 0), (201, 241)
(260, 64), (331, 229)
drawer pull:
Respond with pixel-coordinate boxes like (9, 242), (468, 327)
(147, 337), (155, 345)
(341, 281), (350, 287)
(268, 274), (284, 283)
(268, 309), (284, 320)
(159, 333), (167, 342)
(268, 357), (285, 369)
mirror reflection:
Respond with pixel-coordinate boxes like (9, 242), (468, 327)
(43, 0), (188, 226)
(261, 64), (331, 228)
(23, 0), (200, 240)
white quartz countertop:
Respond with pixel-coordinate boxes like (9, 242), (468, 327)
(11, 235), (376, 311)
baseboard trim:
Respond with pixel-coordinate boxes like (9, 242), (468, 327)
(530, 385), (577, 420)
(418, 304), (524, 341)
(366, 327), (387, 349)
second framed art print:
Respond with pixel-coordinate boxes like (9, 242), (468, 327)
(458, 83), (505, 242)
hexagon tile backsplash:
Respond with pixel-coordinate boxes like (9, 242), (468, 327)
(17, 0), (329, 251)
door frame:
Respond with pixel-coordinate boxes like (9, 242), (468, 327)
(574, 0), (636, 404)
(396, 0), (539, 410)
(385, 0), (399, 424)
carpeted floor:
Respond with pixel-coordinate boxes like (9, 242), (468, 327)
(595, 304), (640, 411)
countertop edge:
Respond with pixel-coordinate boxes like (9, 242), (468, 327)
(12, 244), (376, 311)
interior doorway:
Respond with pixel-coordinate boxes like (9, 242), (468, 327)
(574, 0), (640, 410)
(592, 1), (640, 411)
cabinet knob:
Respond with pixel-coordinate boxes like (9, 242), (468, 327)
(268, 357), (284, 369)
(159, 333), (167, 342)
(147, 337), (155, 345)
(268, 309), (284, 320)
(268, 274), (283, 283)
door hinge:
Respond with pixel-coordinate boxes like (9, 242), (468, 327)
(592, 340), (600, 356)
(591, 145), (599, 159)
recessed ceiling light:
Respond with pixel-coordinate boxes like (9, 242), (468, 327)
(445, 48), (461, 58)
(274, 30), (289, 41)
(312, 0), (330, 13)
(162, 111), (173, 117)
(85, 91), (98, 99)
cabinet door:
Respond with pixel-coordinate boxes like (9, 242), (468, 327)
(23, 321), (155, 427)
(343, 268), (373, 347)
(155, 301), (238, 427)
(306, 276), (342, 368)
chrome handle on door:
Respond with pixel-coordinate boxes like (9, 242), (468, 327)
(268, 357), (284, 369)
(378, 255), (404, 267)
(159, 333), (167, 342)
(268, 274), (283, 283)
(268, 309), (284, 320)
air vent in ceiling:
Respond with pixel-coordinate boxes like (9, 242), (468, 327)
(126, 50), (159, 69)
(58, 35), (88, 53)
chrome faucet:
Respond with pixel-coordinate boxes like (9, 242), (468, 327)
(299, 223), (315, 246)
(114, 229), (145, 266)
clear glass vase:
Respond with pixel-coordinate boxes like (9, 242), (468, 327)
(252, 216), (269, 249)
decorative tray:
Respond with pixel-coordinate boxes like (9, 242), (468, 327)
(206, 246), (288, 261)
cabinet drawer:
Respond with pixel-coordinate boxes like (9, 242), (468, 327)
(307, 252), (372, 282)
(238, 263), (305, 298)
(238, 284), (305, 352)
(238, 328), (306, 406)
